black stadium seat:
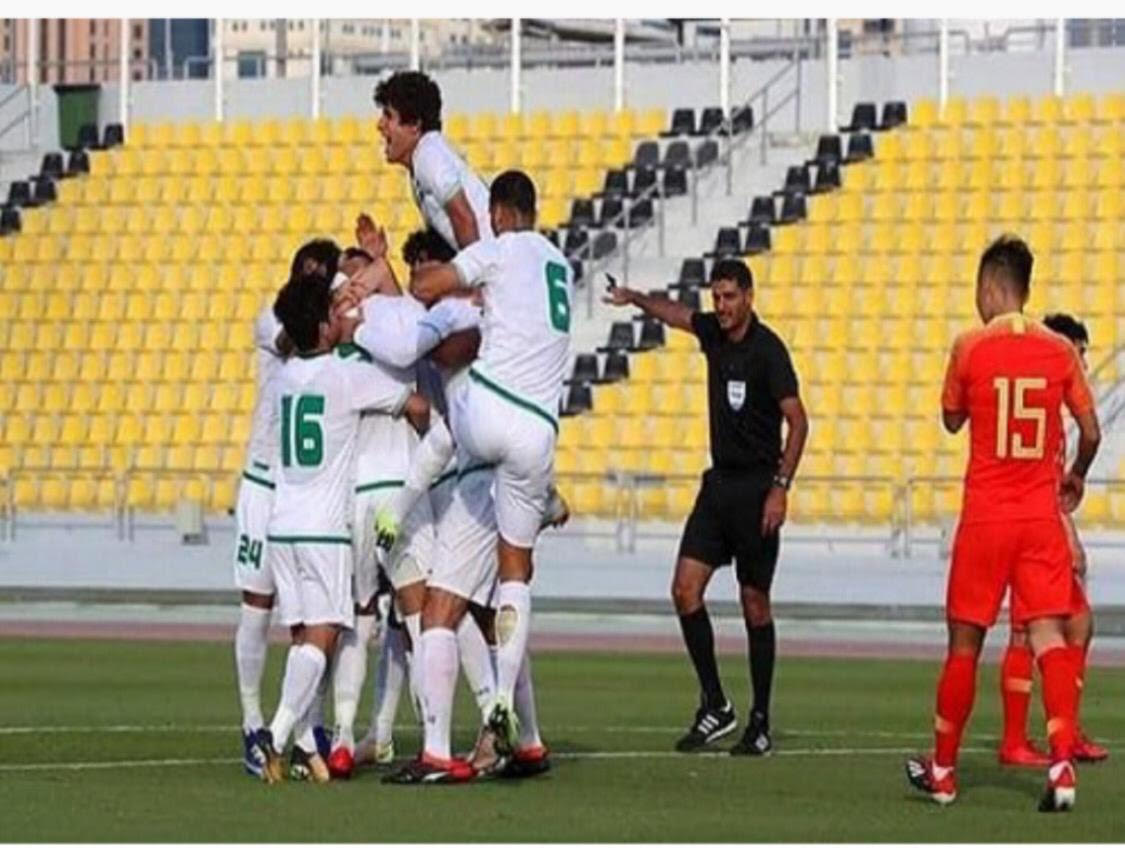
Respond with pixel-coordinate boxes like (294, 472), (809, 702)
(567, 198), (595, 228)
(780, 165), (811, 195)
(6, 180), (31, 207)
(709, 227), (741, 258)
(812, 134), (842, 168)
(844, 132), (874, 163)
(880, 101), (908, 129)
(564, 228), (589, 257)
(778, 192), (807, 224)
(601, 169), (628, 199)
(541, 228), (560, 248)
(637, 319), (665, 351)
(695, 139), (719, 168)
(662, 140), (691, 169)
(631, 167), (658, 196)
(103, 122), (125, 148)
(747, 196), (776, 225)
(676, 288), (701, 311)
(744, 223), (771, 255)
(568, 257), (584, 284)
(39, 152), (65, 180)
(592, 231), (617, 259)
(561, 382), (593, 416)
(698, 106), (725, 136)
(601, 351), (629, 382)
(66, 149), (90, 175)
(606, 322), (636, 352)
(0, 205), (21, 235)
(813, 161), (841, 193)
(665, 107), (696, 137)
(598, 197), (624, 228)
(731, 105), (754, 133)
(571, 353), (600, 384)
(669, 257), (706, 291)
(662, 167), (687, 197)
(31, 177), (57, 206)
(841, 102), (877, 132)
(633, 141), (660, 168)
(77, 123), (100, 151)
(627, 198), (654, 226)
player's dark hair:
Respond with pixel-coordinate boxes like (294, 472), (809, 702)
(710, 258), (753, 291)
(978, 234), (1033, 300)
(342, 247), (374, 265)
(290, 238), (341, 283)
(373, 71), (443, 133)
(490, 170), (536, 218)
(402, 228), (456, 266)
(1043, 313), (1089, 348)
(273, 272), (333, 354)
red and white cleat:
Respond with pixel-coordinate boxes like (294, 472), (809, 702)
(1038, 760), (1076, 812)
(998, 739), (1051, 768)
(500, 743), (552, 779)
(1072, 732), (1109, 763)
(904, 755), (957, 806)
(383, 752), (477, 785)
(326, 745), (356, 780)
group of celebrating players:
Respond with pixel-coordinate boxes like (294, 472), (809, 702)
(230, 70), (571, 785)
(223, 68), (1107, 809)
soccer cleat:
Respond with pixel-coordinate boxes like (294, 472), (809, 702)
(374, 507), (400, 552)
(312, 725), (331, 759)
(904, 756), (957, 806)
(998, 739), (1051, 767)
(256, 730), (285, 785)
(382, 753), (476, 785)
(468, 725), (507, 777)
(242, 728), (267, 778)
(326, 745), (356, 779)
(1038, 760), (1076, 812)
(730, 710), (772, 757)
(289, 746), (331, 783)
(674, 700), (737, 752)
(1073, 732), (1109, 763)
(355, 736), (396, 767)
(499, 743), (552, 779)
(540, 486), (570, 530)
(486, 698), (521, 758)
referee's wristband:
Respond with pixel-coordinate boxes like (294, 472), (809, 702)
(771, 474), (791, 491)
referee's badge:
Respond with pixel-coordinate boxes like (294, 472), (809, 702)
(727, 380), (746, 410)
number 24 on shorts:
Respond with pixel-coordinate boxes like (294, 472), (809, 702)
(237, 533), (263, 569)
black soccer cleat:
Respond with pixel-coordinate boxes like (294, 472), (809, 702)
(731, 710), (773, 756)
(675, 700), (737, 752)
(382, 754), (476, 785)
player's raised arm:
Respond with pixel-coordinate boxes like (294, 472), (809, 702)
(444, 191), (481, 249)
(1061, 349), (1101, 512)
(603, 282), (695, 332)
(409, 262), (471, 307)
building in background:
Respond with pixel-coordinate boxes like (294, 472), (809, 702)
(0, 19), (149, 84)
(147, 19), (210, 80)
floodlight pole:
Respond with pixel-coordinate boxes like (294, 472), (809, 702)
(826, 18), (838, 133)
(719, 17), (730, 120)
(614, 18), (625, 111)
(27, 18), (37, 147)
(409, 20), (420, 71)
(1054, 18), (1066, 96)
(938, 19), (949, 111)
(119, 18), (130, 129)
(510, 18), (521, 113)
(311, 18), (321, 119)
(214, 18), (224, 121)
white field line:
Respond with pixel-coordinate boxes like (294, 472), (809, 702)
(0, 747), (994, 773)
(1, 724), (1119, 745)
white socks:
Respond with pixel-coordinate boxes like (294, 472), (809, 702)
(495, 581), (532, 704)
(403, 612), (424, 719)
(420, 627), (459, 760)
(331, 613), (375, 752)
(269, 643), (327, 749)
(234, 603), (271, 732)
(368, 625), (408, 745)
(457, 616), (497, 720)
(514, 651), (543, 749)
(391, 421), (455, 524)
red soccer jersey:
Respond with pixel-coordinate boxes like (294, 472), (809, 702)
(941, 312), (1095, 525)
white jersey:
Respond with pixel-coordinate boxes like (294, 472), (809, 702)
(342, 343), (418, 488)
(268, 348), (412, 540)
(451, 231), (573, 422)
(411, 131), (492, 250)
(245, 306), (286, 474)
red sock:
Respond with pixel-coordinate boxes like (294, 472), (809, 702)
(1038, 646), (1079, 762)
(1000, 643), (1034, 747)
(1067, 644), (1087, 733)
(934, 652), (978, 769)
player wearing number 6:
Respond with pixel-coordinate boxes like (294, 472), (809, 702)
(387, 170), (573, 783)
(905, 235), (1101, 813)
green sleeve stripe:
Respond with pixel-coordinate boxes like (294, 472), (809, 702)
(355, 480), (406, 494)
(468, 366), (558, 433)
(241, 471), (275, 490)
(266, 534), (350, 545)
(430, 469), (458, 489)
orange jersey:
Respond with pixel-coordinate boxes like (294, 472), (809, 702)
(941, 312), (1094, 525)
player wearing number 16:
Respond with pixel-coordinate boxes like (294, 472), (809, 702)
(905, 235), (1101, 813)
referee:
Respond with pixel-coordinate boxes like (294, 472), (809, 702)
(605, 258), (808, 755)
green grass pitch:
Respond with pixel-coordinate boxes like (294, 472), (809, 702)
(1, 638), (1123, 841)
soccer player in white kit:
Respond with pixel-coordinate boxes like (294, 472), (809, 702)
(387, 171), (573, 784)
(255, 271), (428, 784)
(233, 239), (342, 777)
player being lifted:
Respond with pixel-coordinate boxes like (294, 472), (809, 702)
(254, 271), (428, 784)
(233, 239), (342, 778)
(387, 171), (573, 784)
(997, 313), (1107, 766)
(906, 236), (1101, 812)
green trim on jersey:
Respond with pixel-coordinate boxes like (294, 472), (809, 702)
(430, 469), (458, 489)
(458, 462), (496, 482)
(335, 342), (373, 362)
(241, 471), (275, 490)
(266, 534), (350, 545)
(355, 479), (406, 494)
(251, 460), (270, 472)
(468, 367), (559, 434)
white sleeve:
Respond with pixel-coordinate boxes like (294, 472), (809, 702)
(451, 238), (501, 289)
(353, 297), (425, 369)
(418, 298), (481, 352)
(253, 306), (284, 356)
(413, 136), (462, 205)
(347, 360), (412, 416)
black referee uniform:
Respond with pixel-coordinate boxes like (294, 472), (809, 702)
(679, 311), (799, 586)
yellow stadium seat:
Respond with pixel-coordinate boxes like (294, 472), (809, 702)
(911, 99), (937, 128)
(636, 108), (666, 138)
(580, 110), (608, 140)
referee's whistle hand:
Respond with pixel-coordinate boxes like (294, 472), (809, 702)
(603, 286), (634, 306)
(760, 487), (787, 536)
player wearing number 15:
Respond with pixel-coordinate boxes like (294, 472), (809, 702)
(906, 235), (1101, 813)
(255, 272), (429, 784)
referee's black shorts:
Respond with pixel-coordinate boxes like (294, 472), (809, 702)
(677, 468), (780, 591)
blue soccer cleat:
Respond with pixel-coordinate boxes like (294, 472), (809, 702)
(313, 725), (331, 759)
(242, 728), (267, 778)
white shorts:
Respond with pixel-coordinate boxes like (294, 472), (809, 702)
(352, 481), (435, 603)
(451, 375), (556, 549)
(233, 472), (275, 596)
(428, 462), (499, 608)
(271, 539), (355, 629)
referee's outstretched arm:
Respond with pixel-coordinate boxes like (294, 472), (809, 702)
(603, 284), (695, 332)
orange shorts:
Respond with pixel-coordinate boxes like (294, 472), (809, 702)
(948, 518), (1074, 627)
